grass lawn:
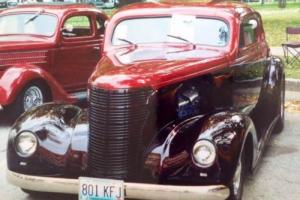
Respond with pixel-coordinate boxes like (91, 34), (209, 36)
(103, 8), (116, 16)
(251, 2), (300, 78)
(250, 2), (300, 47)
(286, 67), (300, 79)
(285, 60), (300, 79)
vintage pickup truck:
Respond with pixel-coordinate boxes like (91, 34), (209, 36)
(7, 1), (285, 200)
(0, 4), (108, 117)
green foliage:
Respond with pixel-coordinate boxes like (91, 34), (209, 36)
(103, 8), (116, 16)
(284, 59), (300, 79)
(252, 2), (300, 47)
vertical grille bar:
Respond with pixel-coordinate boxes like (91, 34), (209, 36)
(88, 87), (153, 180)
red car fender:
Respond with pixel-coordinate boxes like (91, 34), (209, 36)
(0, 65), (76, 106)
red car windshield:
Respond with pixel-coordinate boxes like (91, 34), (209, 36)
(0, 13), (58, 37)
(112, 15), (230, 47)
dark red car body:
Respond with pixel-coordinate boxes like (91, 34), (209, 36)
(7, 1), (285, 200)
(0, 4), (108, 113)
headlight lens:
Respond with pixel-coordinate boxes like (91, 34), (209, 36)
(192, 140), (216, 168)
(15, 131), (37, 157)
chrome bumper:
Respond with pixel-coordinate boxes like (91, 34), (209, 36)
(7, 169), (229, 200)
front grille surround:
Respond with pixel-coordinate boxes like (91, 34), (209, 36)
(88, 87), (155, 180)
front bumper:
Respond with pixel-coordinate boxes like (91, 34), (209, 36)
(7, 169), (229, 200)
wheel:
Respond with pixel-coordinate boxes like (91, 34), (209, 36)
(274, 74), (285, 133)
(8, 82), (50, 119)
(228, 148), (246, 200)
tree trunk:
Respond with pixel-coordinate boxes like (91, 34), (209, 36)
(278, 0), (287, 8)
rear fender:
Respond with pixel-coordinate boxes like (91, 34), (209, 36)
(262, 56), (284, 96)
(0, 65), (75, 106)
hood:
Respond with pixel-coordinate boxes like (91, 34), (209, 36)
(90, 45), (231, 90)
(0, 36), (53, 69)
(0, 35), (55, 52)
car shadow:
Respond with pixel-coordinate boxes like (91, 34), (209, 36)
(25, 193), (76, 200)
(0, 109), (15, 127)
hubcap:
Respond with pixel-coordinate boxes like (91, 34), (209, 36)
(23, 86), (43, 111)
(233, 159), (242, 196)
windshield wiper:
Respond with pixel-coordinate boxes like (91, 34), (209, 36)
(117, 38), (135, 46)
(167, 34), (196, 49)
(24, 9), (44, 25)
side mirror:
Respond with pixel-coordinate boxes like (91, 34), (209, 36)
(248, 19), (258, 29)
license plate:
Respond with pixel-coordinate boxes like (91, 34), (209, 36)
(79, 177), (124, 200)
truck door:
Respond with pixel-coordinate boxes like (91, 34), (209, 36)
(232, 14), (269, 140)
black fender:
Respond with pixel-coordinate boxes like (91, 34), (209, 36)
(198, 112), (258, 177)
(261, 56), (284, 101)
(7, 103), (89, 177)
(146, 111), (258, 185)
(265, 56), (284, 91)
(254, 56), (285, 129)
(268, 57), (285, 116)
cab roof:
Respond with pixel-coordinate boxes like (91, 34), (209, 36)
(0, 3), (104, 17)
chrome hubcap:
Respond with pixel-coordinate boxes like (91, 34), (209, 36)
(23, 86), (43, 111)
(233, 159), (242, 196)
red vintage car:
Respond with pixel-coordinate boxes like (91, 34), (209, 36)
(0, 3), (108, 117)
(7, 1), (285, 200)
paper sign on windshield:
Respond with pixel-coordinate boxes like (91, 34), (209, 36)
(169, 14), (196, 42)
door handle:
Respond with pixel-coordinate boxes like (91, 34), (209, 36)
(93, 46), (100, 50)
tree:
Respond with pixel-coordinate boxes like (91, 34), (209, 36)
(278, 0), (287, 8)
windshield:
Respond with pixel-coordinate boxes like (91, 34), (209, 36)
(0, 13), (58, 37)
(112, 15), (230, 47)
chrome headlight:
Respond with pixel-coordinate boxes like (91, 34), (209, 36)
(15, 131), (38, 157)
(192, 140), (216, 168)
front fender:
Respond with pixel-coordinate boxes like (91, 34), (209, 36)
(146, 111), (258, 185)
(199, 112), (258, 175)
(7, 103), (89, 176)
(0, 65), (75, 106)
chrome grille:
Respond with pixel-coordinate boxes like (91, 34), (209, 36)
(88, 87), (153, 180)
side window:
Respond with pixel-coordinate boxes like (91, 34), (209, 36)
(62, 15), (92, 38)
(96, 16), (105, 36)
(239, 18), (258, 47)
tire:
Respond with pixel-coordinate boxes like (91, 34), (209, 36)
(228, 148), (246, 200)
(274, 74), (285, 133)
(8, 82), (51, 119)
